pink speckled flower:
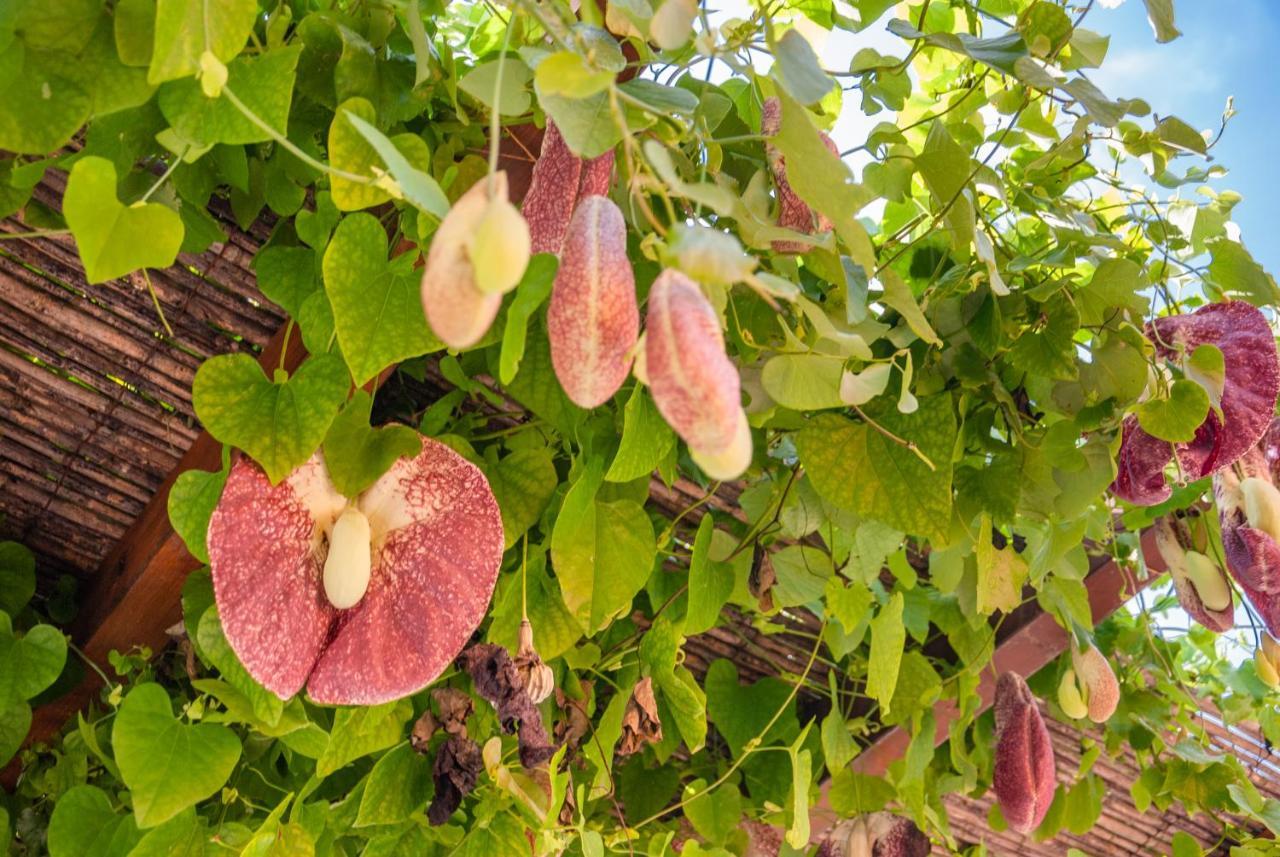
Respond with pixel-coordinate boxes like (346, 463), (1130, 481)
(1111, 301), (1279, 506)
(205, 436), (504, 706)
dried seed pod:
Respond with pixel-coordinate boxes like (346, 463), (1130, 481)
(992, 672), (1056, 834)
(1071, 644), (1119, 724)
(1153, 514), (1235, 631)
(761, 96), (838, 254)
(513, 618), (555, 705)
(421, 173), (508, 349)
(547, 195), (639, 408)
(522, 120), (617, 255)
(818, 813), (931, 857)
(644, 269), (752, 480)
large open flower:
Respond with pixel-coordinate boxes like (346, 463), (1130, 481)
(206, 437), (504, 705)
(1112, 301), (1279, 505)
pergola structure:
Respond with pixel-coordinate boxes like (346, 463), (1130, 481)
(3, 172), (1276, 854)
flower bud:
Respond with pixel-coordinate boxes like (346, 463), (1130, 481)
(1057, 668), (1088, 720)
(1071, 644), (1119, 724)
(513, 619), (554, 705)
(467, 192), (531, 296)
(1242, 475), (1280, 542)
(992, 672), (1056, 834)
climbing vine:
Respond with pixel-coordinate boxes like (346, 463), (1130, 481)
(3, 0), (1280, 854)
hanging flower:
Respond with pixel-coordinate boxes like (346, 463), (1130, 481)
(205, 437), (505, 706)
(1152, 514), (1235, 632)
(1112, 301), (1279, 505)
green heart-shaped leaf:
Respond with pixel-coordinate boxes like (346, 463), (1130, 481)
(0, 614), (67, 708)
(0, 703), (31, 768)
(47, 784), (140, 857)
(112, 683), (241, 828)
(1136, 378), (1210, 443)
(166, 467), (226, 565)
(192, 352), (350, 484)
(321, 389), (421, 498)
(322, 213), (441, 385)
(327, 97), (432, 211)
(63, 156), (184, 283)
(157, 46), (301, 145)
(148, 0), (257, 84)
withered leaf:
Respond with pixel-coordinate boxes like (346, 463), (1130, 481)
(617, 676), (662, 757)
(458, 643), (557, 767)
(749, 543), (776, 612)
(427, 735), (483, 825)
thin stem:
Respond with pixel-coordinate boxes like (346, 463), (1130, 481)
(68, 640), (114, 689)
(141, 270), (175, 338)
(139, 149), (187, 203)
(521, 536), (529, 622)
(0, 229), (71, 240)
(221, 86), (374, 185)
(850, 404), (936, 470)
(488, 20), (515, 194)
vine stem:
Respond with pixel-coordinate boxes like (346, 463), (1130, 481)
(521, 536), (529, 622)
(67, 640), (113, 688)
(141, 270), (175, 338)
(630, 619), (828, 832)
(220, 86), (375, 185)
(139, 147), (187, 203)
(850, 404), (936, 471)
(487, 19), (515, 196)
(0, 229), (70, 240)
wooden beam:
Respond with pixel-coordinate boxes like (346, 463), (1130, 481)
(808, 526), (1167, 835)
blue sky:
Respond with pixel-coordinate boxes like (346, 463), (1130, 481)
(1091, 0), (1280, 275)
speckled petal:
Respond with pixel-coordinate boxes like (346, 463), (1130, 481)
(1154, 301), (1280, 477)
(207, 455), (342, 699)
(992, 672), (1056, 834)
(761, 96), (837, 254)
(306, 437), (505, 705)
(522, 121), (616, 256)
(645, 269), (745, 457)
(1114, 302), (1280, 505)
(1110, 416), (1174, 505)
(1221, 525), (1280, 638)
(547, 195), (638, 408)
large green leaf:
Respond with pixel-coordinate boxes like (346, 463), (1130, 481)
(112, 683), (241, 828)
(552, 463), (656, 633)
(606, 385), (677, 482)
(166, 467), (225, 565)
(252, 245), (319, 317)
(321, 390), (421, 498)
(315, 700), (413, 777)
(773, 29), (834, 104)
(498, 255), (558, 386)
(486, 447), (559, 549)
(47, 784), (140, 857)
(322, 212), (441, 385)
(0, 43), (91, 154)
(158, 46), (301, 145)
(355, 743), (434, 827)
(148, 0), (258, 84)
(866, 593), (905, 716)
(192, 352), (350, 484)
(128, 808), (207, 857)
(0, 615), (67, 707)
(797, 397), (956, 543)
(63, 156), (184, 283)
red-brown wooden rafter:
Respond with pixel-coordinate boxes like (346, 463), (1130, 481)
(808, 526), (1166, 837)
